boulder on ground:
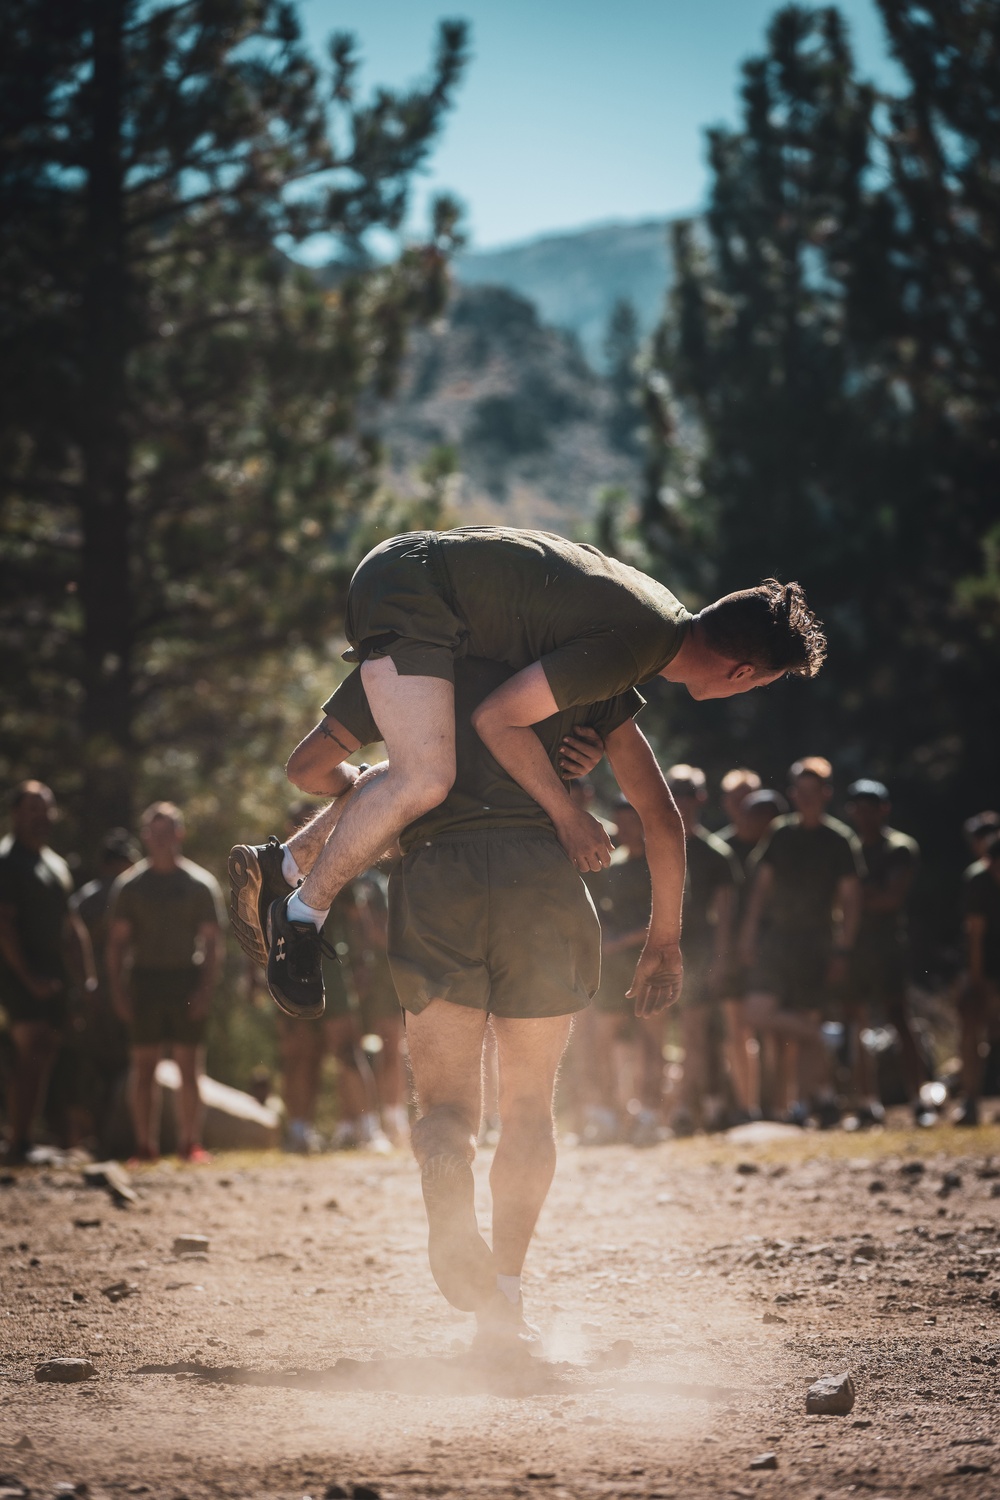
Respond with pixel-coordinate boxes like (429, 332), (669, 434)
(806, 1371), (856, 1415)
(35, 1358), (96, 1384)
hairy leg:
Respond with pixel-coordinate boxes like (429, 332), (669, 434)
(298, 661), (454, 910)
(129, 1045), (161, 1156)
(490, 1014), (573, 1277)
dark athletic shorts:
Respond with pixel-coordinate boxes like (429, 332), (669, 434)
(749, 936), (831, 1014)
(0, 978), (69, 1029)
(130, 967), (206, 1047)
(343, 532), (466, 683)
(387, 828), (600, 1019)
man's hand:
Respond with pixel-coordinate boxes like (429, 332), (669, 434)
(627, 940), (683, 1017)
(553, 805), (614, 873)
(559, 726), (604, 780)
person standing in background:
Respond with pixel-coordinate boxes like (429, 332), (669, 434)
(106, 803), (224, 1162)
(844, 781), (930, 1128)
(70, 828), (141, 1153)
(0, 782), (95, 1162)
(666, 766), (741, 1135)
(958, 835), (1000, 1127)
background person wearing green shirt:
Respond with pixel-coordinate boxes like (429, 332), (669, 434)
(739, 757), (863, 1126)
(233, 526), (826, 1023)
(106, 802), (224, 1163)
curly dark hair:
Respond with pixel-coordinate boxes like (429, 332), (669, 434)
(697, 579), (826, 679)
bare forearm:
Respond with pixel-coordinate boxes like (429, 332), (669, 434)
(474, 720), (574, 826)
(643, 809), (686, 943)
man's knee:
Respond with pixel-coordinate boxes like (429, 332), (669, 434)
(411, 1103), (477, 1167)
(394, 762), (456, 820)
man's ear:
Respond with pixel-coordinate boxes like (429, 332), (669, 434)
(728, 662), (756, 683)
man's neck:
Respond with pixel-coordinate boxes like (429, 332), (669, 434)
(13, 832), (44, 854)
(796, 811), (824, 830)
(149, 852), (181, 873)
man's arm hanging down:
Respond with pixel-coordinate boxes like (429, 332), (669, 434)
(604, 719), (686, 1018)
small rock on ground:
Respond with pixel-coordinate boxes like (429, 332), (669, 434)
(806, 1371), (856, 1415)
(34, 1358), (96, 1384)
(749, 1452), (778, 1470)
(172, 1234), (209, 1255)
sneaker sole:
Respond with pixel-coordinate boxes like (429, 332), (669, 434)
(228, 845), (268, 968)
(421, 1154), (495, 1312)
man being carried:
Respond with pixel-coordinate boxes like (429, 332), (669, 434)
(231, 527), (826, 1019)
(232, 657), (675, 1348)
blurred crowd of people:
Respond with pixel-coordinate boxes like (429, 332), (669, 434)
(567, 760), (1000, 1143)
(2, 759), (1000, 1162)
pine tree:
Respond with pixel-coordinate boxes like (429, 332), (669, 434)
(640, 2), (1000, 840)
(0, 0), (467, 847)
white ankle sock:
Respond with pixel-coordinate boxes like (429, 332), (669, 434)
(281, 845), (303, 887)
(286, 888), (329, 930)
(497, 1274), (521, 1305)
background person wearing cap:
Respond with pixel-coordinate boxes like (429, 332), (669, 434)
(844, 781), (931, 1128)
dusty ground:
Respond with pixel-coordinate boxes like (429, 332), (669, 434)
(3, 1121), (1000, 1500)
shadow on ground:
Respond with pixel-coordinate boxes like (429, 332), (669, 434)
(136, 1353), (743, 1402)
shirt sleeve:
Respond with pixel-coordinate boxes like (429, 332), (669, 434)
(843, 834), (865, 879)
(540, 634), (641, 710)
(322, 669), (381, 748)
(106, 873), (132, 926)
(584, 689), (645, 740)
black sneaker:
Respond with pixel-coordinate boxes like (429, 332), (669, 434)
(955, 1098), (980, 1128)
(228, 836), (292, 969)
(265, 893), (331, 1020)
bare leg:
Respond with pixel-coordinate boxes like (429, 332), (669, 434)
(174, 1044), (204, 1153)
(9, 1022), (59, 1154)
(679, 1006), (710, 1122)
(722, 998), (753, 1112)
(744, 991), (779, 1117)
(960, 993), (986, 1103)
(490, 1014), (573, 1277)
(298, 661), (455, 910)
(407, 999), (493, 1309)
(325, 1015), (376, 1130)
(129, 1045), (161, 1156)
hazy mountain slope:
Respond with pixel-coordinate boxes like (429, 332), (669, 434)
(456, 218), (675, 365)
(378, 284), (640, 531)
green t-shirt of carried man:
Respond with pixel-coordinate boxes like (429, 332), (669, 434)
(343, 527), (692, 709)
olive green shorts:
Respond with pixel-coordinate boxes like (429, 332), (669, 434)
(344, 531), (465, 682)
(130, 967), (205, 1047)
(387, 828), (600, 1019)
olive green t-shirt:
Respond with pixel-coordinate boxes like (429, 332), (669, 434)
(684, 827), (741, 968)
(107, 858), (225, 969)
(749, 814), (863, 938)
(433, 527), (691, 708)
(323, 658), (643, 852)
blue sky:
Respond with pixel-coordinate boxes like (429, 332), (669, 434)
(298, 0), (900, 251)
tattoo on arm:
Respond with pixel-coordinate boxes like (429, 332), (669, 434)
(318, 723), (352, 754)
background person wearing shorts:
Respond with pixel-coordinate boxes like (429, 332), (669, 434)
(0, 781), (95, 1162)
(237, 526), (825, 1022)
(740, 758), (863, 1125)
(665, 765), (741, 1135)
(582, 799), (655, 1145)
(106, 802), (224, 1162)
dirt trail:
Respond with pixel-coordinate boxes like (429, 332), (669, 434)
(3, 1122), (1000, 1499)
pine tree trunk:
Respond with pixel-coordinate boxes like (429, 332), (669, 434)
(78, 0), (134, 850)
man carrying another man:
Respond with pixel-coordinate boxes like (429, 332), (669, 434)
(233, 526), (826, 1020)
